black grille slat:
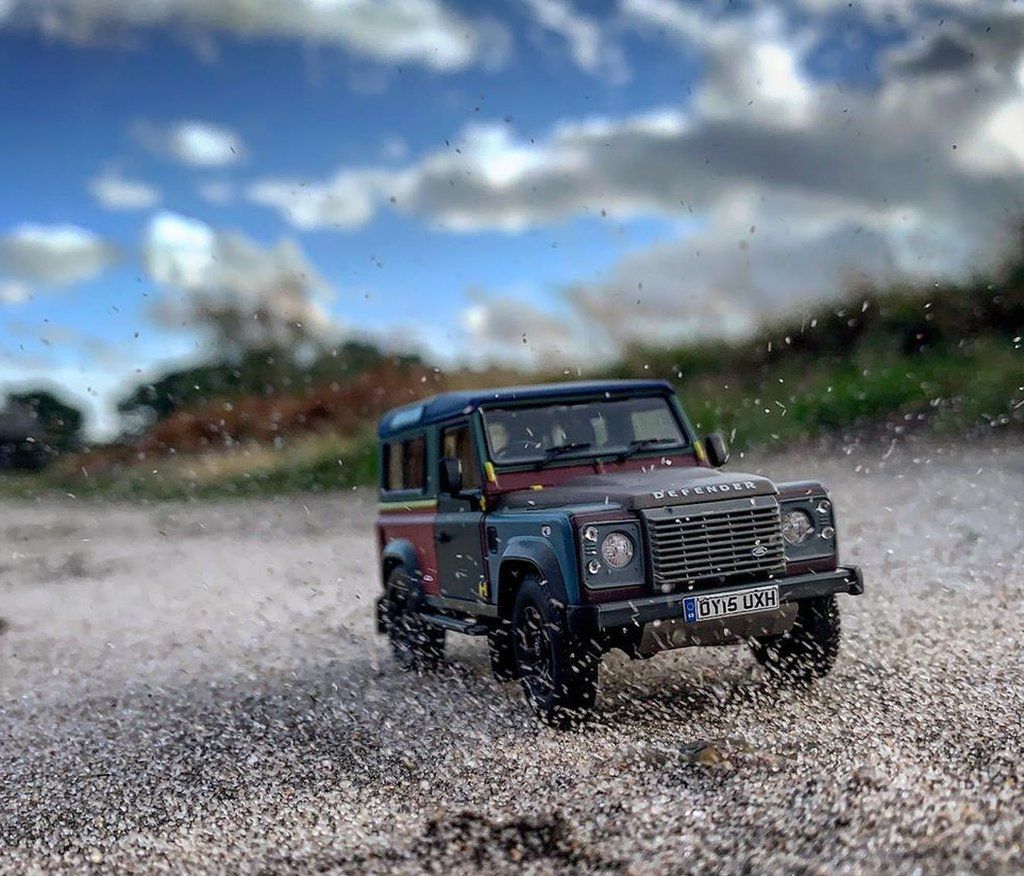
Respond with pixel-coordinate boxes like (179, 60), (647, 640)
(651, 526), (780, 548)
(651, 516), (778, 532)
(650, 519), (779, 536)
(653, 531), (779, 550)
(652, 537), (780, 557)
(654, 546), (778, 565)
(643, 496), (785, 589)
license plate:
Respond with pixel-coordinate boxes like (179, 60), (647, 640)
(683, 584), (780, 623)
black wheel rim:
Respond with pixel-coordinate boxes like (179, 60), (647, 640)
(516, 604), (554, 699)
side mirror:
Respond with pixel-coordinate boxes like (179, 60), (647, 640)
(703, 433), (730, 467)
(439, 456), (464, 497)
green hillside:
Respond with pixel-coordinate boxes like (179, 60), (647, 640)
(3, 250), (1022, 499)
(607, 255), (1024, 449)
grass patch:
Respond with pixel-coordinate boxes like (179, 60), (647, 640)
(676, 337), (1023, 451)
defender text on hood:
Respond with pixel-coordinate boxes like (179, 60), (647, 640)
(499, 468), (776, 511)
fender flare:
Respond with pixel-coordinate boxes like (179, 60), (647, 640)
(380, 538), (420, 583)
(498, 535), (578, 610)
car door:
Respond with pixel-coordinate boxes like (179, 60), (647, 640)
(434, 420), (488, 605)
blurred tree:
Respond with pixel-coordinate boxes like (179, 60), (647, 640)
(117, 339), (424, 431)
(7, 389), (84, 455)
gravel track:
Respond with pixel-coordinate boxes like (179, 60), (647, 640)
(1, 443), (1022, 873)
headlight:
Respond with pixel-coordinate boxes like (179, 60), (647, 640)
(600, 531), (635, 568)
(781, 508), (814, 544)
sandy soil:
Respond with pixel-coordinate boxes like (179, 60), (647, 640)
(1, 443), (1022, 873)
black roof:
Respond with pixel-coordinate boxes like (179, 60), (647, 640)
(378, 379), (674, 438)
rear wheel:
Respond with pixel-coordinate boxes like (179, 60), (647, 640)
(383, 567), (445, 671)
(750, 594), (840, 683)
(512, 575), (600, 726)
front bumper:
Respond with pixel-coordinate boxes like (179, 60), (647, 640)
(566, 565), (863, 634)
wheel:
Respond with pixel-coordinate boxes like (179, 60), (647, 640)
(487, 620), (518, 681)
(750, 594), (840, 683)
(382, 567), (445, 671)
(512, 575), (600, 726)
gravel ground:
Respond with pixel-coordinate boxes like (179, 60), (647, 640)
(1, 442), (1022, 874)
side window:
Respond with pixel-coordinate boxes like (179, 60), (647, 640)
(384, 442), (401, 490)
(441, 424), (481, 491)
(403, 435), (425, 491)
(383, 435), (426, 492)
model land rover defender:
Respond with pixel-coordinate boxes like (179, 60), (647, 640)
(375, 380), (863, 724)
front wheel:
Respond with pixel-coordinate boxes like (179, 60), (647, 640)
(487, 619), (518, 681)
(750, 594), (840, 683)
(512, 575), (600, 726)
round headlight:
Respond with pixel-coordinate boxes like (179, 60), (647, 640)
(600, 531), (635, 568)
(781, 508), (815, 544)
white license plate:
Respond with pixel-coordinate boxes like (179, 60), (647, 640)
(683, 584), (780, 623)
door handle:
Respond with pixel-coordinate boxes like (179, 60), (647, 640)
(436, 532), (453, 544)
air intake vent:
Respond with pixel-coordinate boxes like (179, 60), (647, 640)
(643, 495), (784, 589)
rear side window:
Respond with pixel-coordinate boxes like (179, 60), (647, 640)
(383, 435), (426, 492)
(441, 423), (481, 491)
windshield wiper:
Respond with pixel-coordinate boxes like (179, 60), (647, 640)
(535, 442), (592, 469)
(616, 437), (680, 462)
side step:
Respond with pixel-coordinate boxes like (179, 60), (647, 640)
(420, 613), (489, 636)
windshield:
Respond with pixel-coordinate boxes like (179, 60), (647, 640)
(481, 397), (687, 466)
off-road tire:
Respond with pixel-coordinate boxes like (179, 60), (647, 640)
(512, 575), (600, 726)
(487, 620), (518, 681)
(383, 567), (445, 671)
(750, 594), (840, 683)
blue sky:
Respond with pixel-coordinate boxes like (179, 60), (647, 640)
(0, 0), (1021, 435)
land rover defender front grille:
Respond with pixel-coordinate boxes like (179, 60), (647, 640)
(642, 495), (785, 589)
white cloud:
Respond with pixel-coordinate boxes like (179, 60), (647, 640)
(0, 224), (118, 286)
(143, 211), (333, 350)
(795, 0), (1003, 24)
(247, 170), (388, 230)
(461, 292), (590, 365)
(958, 101), (1024, 174)
(249, 112), (692, 232)
(197, 180), (236, 205)
(430, 3), (1024, 355)
(170, 121), (242, 166)
(250, 0), (1024, 358)
(564, 194), (911, 345)
(0, 280), (29, 304)
(144, 212), (217, 290)
(0, 0), (496, 71)
(250, 5), (1024, 243)
(522, 0), (628, 82)
(696, 32), (813, 127)
(620, 0), (705, 39)
(89, 170), (161, 210)
(135, 119), (243, 167)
